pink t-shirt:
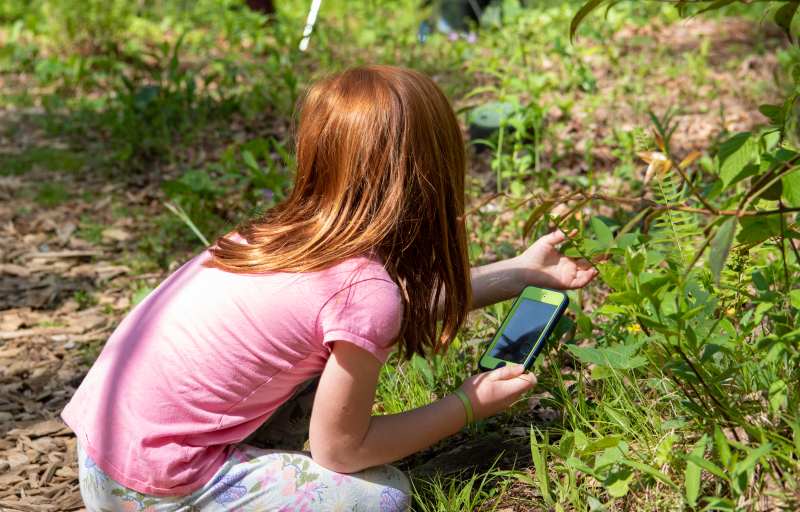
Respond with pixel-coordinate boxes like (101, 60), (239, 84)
(61, 249), (402, 495)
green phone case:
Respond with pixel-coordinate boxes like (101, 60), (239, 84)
(478, 286), (569, 372)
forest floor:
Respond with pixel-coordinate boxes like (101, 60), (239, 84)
(0, 16), (788, 512)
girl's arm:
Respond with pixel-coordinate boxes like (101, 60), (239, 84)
(443, 230), (601, 317)
(308, 341), (536, 473)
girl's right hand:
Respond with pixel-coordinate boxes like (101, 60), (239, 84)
(458, 364), (537, 421)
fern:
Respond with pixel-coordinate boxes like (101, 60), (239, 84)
(649, 168), (703, 268)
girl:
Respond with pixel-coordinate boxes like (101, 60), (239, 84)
(63, 66), (600, 512)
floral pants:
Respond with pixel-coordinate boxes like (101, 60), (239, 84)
(77, 379), (411, 512)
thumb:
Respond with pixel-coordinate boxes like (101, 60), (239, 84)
(487, 364), (526, 382)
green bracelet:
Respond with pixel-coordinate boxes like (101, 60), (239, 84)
(453, 390), (473, 424)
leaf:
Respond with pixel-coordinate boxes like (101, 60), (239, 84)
(590, 216), (614, 246)
(609, 289), (641, 305)
(604, 405), (629, 427)
(580, 435), (624, 455)
(570, 0), (608, 41)
(604, 469), (634, 498)
(569, 344), (647, 370)
(410, 354), (434, 386)
(758, 104), (784, 120)
(677, 452), (727, 480)
(531, 436), (551, 502)
(774, 2), (798, 43)
(566, 457), (603, 481)
(716, 132), (753, 187)
(594, 446), (623, 469)
(714, 424), (732, 469)
(589, 366), (614, 380)
(598, 263), (628, 291)
(625, 247), (646, 276)
(619, 459), (679, 491)
(523, 201), (554, 239)
(679, 151), (702, 169)
(249, 481), (262, 493)
(769, 379), (787, 412)
(685, 436), (707, 507)
(791, 289), (800, 309)
(577, 313), (593, 334)
(783, 168), (800, 207)
(702, 497), (737, 511)
(110, 489), (127, 498)
(710, 217), (736, 285)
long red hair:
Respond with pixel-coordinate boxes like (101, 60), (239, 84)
(207, 65), (471, 359)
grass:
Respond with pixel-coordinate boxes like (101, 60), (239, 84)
(0, 147), (83, 176)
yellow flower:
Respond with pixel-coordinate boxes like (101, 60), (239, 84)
(727, 307), (736, 316)
(627, 324), (641, 333)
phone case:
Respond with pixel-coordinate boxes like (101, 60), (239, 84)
(478, 286), (570, 372)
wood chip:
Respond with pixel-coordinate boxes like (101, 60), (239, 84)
(20, 251), (99, 261)
(41, 463), (59, 487)
(7, 421), (65, 439)
(0, 266), (30, 278)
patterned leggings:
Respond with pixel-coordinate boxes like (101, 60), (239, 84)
(77, 379), (412, 512)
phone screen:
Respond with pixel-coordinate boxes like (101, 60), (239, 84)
(488, 298), (558, 364)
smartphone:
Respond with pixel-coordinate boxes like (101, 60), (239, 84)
(478, 286), (569, 372)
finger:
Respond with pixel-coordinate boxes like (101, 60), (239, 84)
(534, 231), (566, 248)
(506, 372), (538, 394)
(487, 363), (526, 382)
(569, 269), (599, 288)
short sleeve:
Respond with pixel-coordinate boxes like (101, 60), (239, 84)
(318, 277), (403, 364)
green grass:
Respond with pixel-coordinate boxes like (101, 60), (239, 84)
(0, 147), (84, 176)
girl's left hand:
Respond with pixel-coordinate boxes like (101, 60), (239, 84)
(517, 229), (602, 290)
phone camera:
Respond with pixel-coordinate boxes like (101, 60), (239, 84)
(542, 294), (547, 298)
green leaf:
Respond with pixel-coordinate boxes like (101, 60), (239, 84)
(577, 313), (593, 334)
(570, 0), (609, 41)
(758, 103), (784, 120)
(591, 216), (614, 246)
(580, 435), (624, 456)
(598, 262), (628, 291)
(523, 201), (554, 239)
(604, 405), (629, 427)
(241, 150), (260, 173)
(752, 269), (769, 293)
(713, 424), (732, 469)
(569, 344), (648, 370)
(566, 457), (603, 480)
(604, 469), (634, 498)
(249, 481), (262, 493)
(660, 417), (691, 430)
(710, 217), (736, 285)
(410, 354), (434, 386)
(110, 489), (127, 498)
(791, 289), (800, 309)
(594, 446), (623, 469)
(530, 436), (551, 502)
(619, 459), (679, 491)
(784, 168), (800, 207)
(625, 247), (646, 276)
(774, 3), (798, 43)
(685, 436), (707, 507)
(609, 289), (641, 305)
(701, 497), (737, 511)
(716, 132), (753, 187)
(590, 366), (615, 380)
(677, 452), (727, 480)
(734, 443), (773, 478)
(769, 379), (787, 413)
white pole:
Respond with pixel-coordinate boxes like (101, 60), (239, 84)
(299, 0), (323, 51)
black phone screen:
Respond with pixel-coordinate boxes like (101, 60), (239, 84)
(488, 298), (558, 364)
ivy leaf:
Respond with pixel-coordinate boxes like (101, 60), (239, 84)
(716, 132), (753, 187)
(590, 216), (614, 246)
(625, 247), (646, 276)
(710, 217), (737, 285)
